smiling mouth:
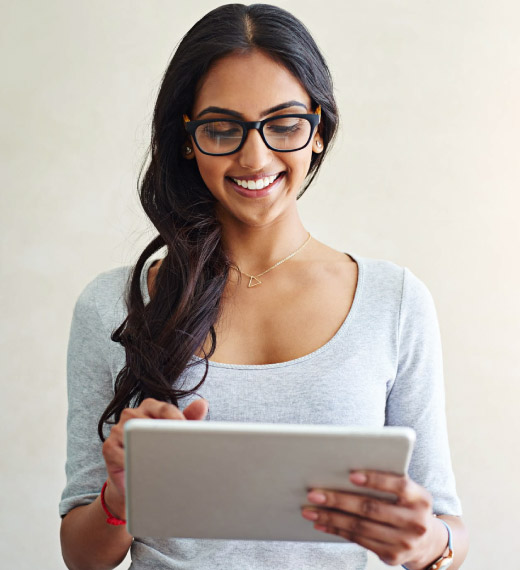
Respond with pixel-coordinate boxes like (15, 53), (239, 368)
(227, 172), (284, 190)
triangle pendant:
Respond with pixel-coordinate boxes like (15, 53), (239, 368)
(248, 275), (262, 288)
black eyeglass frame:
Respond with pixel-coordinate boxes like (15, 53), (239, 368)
(183, 106), (321, 156)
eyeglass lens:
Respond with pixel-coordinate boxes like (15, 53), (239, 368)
(194, 117), (312, 154)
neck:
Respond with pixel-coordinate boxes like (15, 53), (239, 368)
(219, 214), (309, 276)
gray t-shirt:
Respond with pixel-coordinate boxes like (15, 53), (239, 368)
(60, 251), (462, 569)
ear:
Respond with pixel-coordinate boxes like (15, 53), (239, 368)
(312, 132), (324, 154)
(182, 139), (195, 159)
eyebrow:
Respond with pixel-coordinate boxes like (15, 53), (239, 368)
(195, 100), (308, 119)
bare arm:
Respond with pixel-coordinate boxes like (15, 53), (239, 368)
(60, 398), (208, 570)
(435, 514), (469, 570)
(60, 486), (132, 570)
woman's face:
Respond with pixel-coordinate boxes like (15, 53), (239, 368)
(188, 49), (323, 229)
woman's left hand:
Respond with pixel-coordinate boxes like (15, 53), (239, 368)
(301, 470), (442, 568)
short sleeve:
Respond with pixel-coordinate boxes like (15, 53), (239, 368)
(59, 278), (115, 517)
(386, 267), (462, 516)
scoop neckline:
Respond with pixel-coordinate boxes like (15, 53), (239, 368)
(140, 251), (364, 370)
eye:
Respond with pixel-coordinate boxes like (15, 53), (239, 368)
(200, 121), (242, 138)
(265, 117), (305, 134)
(268, 124), (301, 134)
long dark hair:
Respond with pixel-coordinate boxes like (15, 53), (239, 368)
(98, 3), (340, 441)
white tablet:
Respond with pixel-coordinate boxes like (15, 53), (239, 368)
(124, 420), (415, 541)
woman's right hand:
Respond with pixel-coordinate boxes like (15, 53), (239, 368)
(101, 397), (209, 519)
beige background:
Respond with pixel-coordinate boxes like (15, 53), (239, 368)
(1, 1), (518, 568)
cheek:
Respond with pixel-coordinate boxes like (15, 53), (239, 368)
(288, 148), (313, 177)
(194, 157), (227, 190)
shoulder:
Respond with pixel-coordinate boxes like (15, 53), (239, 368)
(352, 252), (432, 301)
(353, 255), (440, 343)
(311, 240), (405, 285)
(72, 265), (133, 333)
(75, 265), (131, 308)
(352, 253), (403, 284)
(344, 252), (439, 335)
(338, 252), (404, 313)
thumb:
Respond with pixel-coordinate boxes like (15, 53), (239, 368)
(183, 398), (209, 420)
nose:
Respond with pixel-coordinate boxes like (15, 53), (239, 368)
(237, 128), (273, 170)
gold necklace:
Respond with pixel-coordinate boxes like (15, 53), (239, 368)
(235, 233), (312, 288)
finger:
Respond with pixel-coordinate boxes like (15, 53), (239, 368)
(306, 489), (428, 534)
(137, 398), (187, 420)
(303, 507), (417, 550)
(349, 471), (432, 508)
(102, 433), (126, 495)
(316, 523), (409, 567)
(102, 434), (125, 469)
(106, 401), (185, 455)
(183, 398), (209, 420)
(107, 400), (188, 459)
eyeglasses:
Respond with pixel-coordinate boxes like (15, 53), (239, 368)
(183, 106), (321, 156)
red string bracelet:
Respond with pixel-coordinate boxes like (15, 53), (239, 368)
(100, 480), (126, 526)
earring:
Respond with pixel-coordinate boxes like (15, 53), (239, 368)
(184, 145), (193, 155)
(316, 141), (322, 149)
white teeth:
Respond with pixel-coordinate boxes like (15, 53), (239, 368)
(231, 173), (280, 190)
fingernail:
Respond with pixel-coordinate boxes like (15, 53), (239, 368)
(350, 472), (367, 485)
(301, 508), (319, 521)
(314, 524), (328, 532)
(307, 491), (327, 504)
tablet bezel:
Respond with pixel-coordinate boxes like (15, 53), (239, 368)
(124, 420), (415, 541)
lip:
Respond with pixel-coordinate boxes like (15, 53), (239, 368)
(226, 172), (285, 198)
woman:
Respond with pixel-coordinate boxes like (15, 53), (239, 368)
(60, 4), (468, 569)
